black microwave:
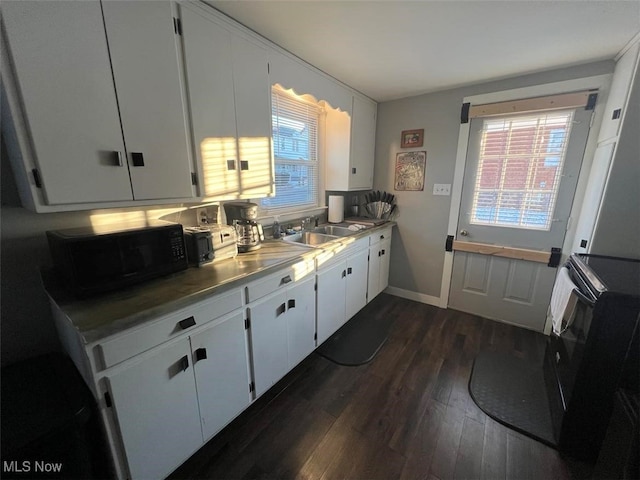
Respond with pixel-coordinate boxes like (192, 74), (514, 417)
(46, 221), (188, 297)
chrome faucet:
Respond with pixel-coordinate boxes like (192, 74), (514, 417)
(301, 216), (316, 231)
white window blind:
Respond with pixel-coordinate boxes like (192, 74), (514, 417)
(260, 87), (320, 213)
(470, 110), (574, 230)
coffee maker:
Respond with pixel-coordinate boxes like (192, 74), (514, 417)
(223, 202), (264, 252)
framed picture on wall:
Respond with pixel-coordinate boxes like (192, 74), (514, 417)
(400, 129), (424, 148)
(394, 151), (426, 191)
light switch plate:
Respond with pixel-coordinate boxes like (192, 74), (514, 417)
(433, 184), (451, 196)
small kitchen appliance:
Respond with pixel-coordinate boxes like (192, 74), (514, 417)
(46, 220), (188, 297)
(208, 224), (238, 261)
(223, 202), (264, 252)
(183, 227), (214, 266)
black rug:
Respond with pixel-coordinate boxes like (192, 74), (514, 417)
(469, 350), (556, 446)
(316, 293), (395, 366)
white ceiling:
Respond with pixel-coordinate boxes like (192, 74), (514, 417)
(205, 1), (640, 102)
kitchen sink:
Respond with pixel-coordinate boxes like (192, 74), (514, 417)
(282, 231), (338, 247)
(312, 225), (355, 237)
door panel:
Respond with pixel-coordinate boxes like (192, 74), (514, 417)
(179, 5), (239, 198)
(191, 312), (251, 441)
(286, 276), (316, 367)
(102, 1), (194, 200)
(248, 291), (288, 397)
(451, 254), (556, 330)
(106, 339), (202, 480)
(2, 0), (133, 204)
(461, 254), (491, 295)
(346, 248), (369, 319)
(450, 106), (592, 330)
(503, 260), (538, 304)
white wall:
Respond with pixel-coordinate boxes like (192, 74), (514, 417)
(375, 61), (615, 304)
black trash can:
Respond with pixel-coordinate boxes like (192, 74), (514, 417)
(1, 353), (110, 479)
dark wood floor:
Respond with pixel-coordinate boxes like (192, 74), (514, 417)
(170, 294), (592, 480)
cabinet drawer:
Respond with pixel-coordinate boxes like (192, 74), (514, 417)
(245, 257), (315, 304)
(245, 266), (297, 304)
(369, 227), (393, 246)
(98, 288), (242, 369)
(316, 235), (368, 271)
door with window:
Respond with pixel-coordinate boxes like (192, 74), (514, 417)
(449, 103), (592, 331)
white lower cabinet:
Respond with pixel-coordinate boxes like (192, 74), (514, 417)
(97, 289), (250, 480)
(191, 312), (252, 441)
(105, 338), (203, 480)
(345, 248), (370, 319)
(316, 237), (370, 344)
(367, 228), (393, 302)
(248, 273), (316, 397)
(316, 260), (348, 345)
(286, 276), (317, 368)
(51, 228), (394, 480)
(248, 290), (289, 397)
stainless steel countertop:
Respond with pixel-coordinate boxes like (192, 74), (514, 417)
(43, 222), (395, 345)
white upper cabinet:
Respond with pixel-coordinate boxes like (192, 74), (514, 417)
(268, 50), (353, 114)
(2, 0), (196, 211)
(325, 94), (377, 191)
(2, 1), (132, 207)
(597, 40), (640, 143)
(180, 4), (274, 200)
(101, 1), (195, 201)
(347, 95), (377, 190)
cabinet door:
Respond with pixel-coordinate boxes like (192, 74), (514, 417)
(191, 312), (251, 441)
(231, 33), (274, 198)
(286, 275), (316, 367)
(102, 1), (194, 201)
(106, 338), (202, 480)
(316, 260), (347, 344)
(346, 248), (370, 319)
(367, 245), (382, 302)
(378, 237), (392, 293)
(248, 291), (289, 397)
(180, 5), (240, 198)
(597, 42), (639, 143)
(349, 95), (377, 190)
(2, 1), (133, 205)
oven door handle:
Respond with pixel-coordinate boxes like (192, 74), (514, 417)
(573, 287), (595, 308)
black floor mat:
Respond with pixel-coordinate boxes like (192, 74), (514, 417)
(316, 294), (395, 366)
(469, 350), (557, 447)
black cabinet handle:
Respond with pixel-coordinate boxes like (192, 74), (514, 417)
(352, 167), (356, 174)
(378, 251), (381, 257)
(380, 234), (385, 240)
(195, 348), (207, 362)
(347, 267), (353, 275)
(226, 159), (236, 170)
(179, 316), (196, 330)
(240, 160), (249, 171)
(288, 299), (296, 309)
(180, 355), (189, 372)
(277, 303), (286, 316)
(342, 270), (346, 278)
(381, 249), (386, 256)
(131, 152), (145, 167)
(281, 275), (292, 285)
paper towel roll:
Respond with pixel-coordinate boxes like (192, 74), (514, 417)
(328, 195), (344, 223)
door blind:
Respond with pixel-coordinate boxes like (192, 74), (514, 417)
(470, 110), (575, 231)
(260, 86), (320, 212)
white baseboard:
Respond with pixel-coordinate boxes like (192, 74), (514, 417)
(384, 286), (441, 307)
